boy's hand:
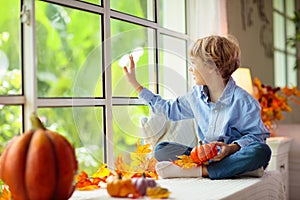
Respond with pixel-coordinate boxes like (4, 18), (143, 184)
(123, 55), (143, 93)
(210, 142), (240, 161)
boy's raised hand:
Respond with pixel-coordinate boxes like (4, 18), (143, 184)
(123, 55), (143, 93)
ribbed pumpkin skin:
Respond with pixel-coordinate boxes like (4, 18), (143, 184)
(190, 143), (218, 164)
(0, 128), (78, 200)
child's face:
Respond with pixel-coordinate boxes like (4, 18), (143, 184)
(189, 57), (206, 85)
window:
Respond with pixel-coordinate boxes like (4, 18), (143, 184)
(273, 0), (297, 87)
(0, 0), (188, 173)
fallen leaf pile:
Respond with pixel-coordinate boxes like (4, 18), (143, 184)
(0, 139), (170, 199)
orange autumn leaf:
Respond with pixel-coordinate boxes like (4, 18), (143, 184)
(75, 171), (89, 182)
(147, 157), (158, 173)
(75, 171), (101, 190)
(115, 155), (132, 178)
(77, 185), (100, 191)
(0, 187), (11, 200)
(253, 77), (300, 132)
(173, 155), (199, 169)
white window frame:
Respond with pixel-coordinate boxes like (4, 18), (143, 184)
(0, 0), (190, 167)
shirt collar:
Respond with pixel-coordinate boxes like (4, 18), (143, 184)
(218, 77), (236, 105)
(194, 77), (236, 105)
(194, 85), (211, 104)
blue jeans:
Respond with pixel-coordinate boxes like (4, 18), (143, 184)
(154, 141), (272, 179)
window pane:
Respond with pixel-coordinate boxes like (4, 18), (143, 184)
(36, 2), (102, 98)
(0, 0), (21, 95)
(286, 0), (295, 18)
(274, 51), (286, 87)
(112, 105), (149, 160)
(111, 19), (156, 97)
(286, 19), (296, 54)
(159, 0), (186, 33)
(287, 55), (297, 86)
(111, 0), (155, 21)
(273, 0), (284, 12)
(38, 107), (104, 174)
(0, 105), (22, 154)
(159, 35), (187, 99)
(273, 12), (285, 50)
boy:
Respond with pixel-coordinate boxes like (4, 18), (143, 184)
(123, 35), (271, 179)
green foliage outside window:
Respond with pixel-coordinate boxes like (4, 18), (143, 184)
(0, 0), (22, 153)
(0, 0), (152, 173)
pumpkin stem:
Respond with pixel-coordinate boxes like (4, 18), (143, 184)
(117, 172), (122, 179)
(199, 140), (203, 145)
(30, 112), (46, 130)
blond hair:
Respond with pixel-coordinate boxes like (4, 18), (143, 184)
(189, 35), (241, 81)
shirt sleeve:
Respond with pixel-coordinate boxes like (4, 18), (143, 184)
(138, 87), (194, 121)
(232, 99), (270, 148)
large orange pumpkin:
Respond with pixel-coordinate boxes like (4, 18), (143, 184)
(0, 113), (78, 200)
(190, 142), (218, 164)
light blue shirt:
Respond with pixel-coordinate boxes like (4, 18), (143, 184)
(138, 77), (270, 148)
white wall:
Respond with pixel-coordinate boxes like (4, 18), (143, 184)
(226, 1), (300, 199)
(226, 0), (274, 85)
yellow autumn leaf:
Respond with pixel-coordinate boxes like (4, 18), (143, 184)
(130, 152), (147, 169)
(146, 186), (171, 199)
(146, 171), (159, 180)
(135, 139), (152, 154)
(173, 155), (199, 169)
(92, 164), (112, 178)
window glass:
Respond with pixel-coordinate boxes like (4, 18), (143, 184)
(111, 19), (156, 97)
(273, 0), (284, 12)
(287, 55), (297, 86)
(273, 12), (285, 50)
(112, 105), (149, 160)
(110, 0), (155, 21)
(159, 35), (187, 99)
(286, 0), (295, 18)
(38, 107), (104, 174)
(0, 106), (22, 154)
(286, 19), (296, 54)
(159, 0), (186, 33)
(0, 0), (21, 95)
(36, 1), (102, 98)
(274, 51), (286, 87)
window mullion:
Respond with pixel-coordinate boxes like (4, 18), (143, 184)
(22, 0), (38, 131)
(103, 0), (114, 168)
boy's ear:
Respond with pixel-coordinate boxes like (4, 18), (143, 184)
(205, 62), (217, 73)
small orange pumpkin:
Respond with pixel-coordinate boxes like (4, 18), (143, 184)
(0, 113), (78, 200)
(190, 141), (218, 164)
(106, 174), (140, 198)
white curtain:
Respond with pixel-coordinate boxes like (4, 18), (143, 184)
(188, 0), (228, 41)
